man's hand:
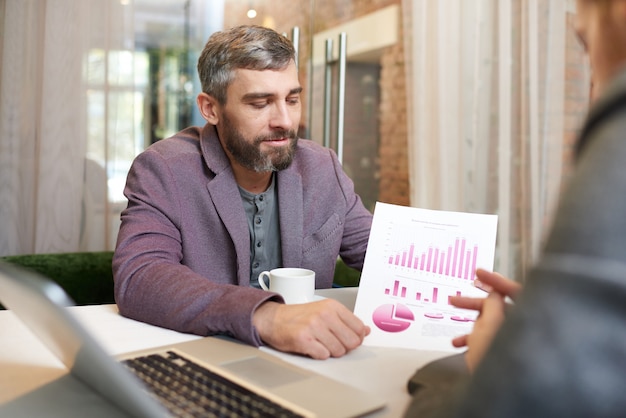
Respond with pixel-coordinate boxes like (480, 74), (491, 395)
(449, 269), (522, 372)
(252, 299), (370, 360)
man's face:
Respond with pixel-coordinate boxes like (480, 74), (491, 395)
(576, 0), (626, 99)
(216, 63), (302, 173)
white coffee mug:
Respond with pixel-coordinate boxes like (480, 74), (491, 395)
(257, 268), (315, 304)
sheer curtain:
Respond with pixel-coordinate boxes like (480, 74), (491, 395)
(0, 0), (135, 256)
(402, 0), (590, 280)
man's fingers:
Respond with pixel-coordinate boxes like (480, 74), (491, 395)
(324, 303), (370, 356)
(313, 327), (352, 358)
(481, 292), (507, 323)
(336, 303), (370, 339)
(300, 338), (332, 360)
(475, 269), (522, 299)
(449, 296), (484, 311)
(452, 334), (468, 348)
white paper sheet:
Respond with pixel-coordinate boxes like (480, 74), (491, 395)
(354, 202), (498, 352)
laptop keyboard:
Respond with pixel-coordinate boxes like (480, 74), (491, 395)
(122, 351), (305, 418)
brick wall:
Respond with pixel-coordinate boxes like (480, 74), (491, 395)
(378, 39), (410, 206)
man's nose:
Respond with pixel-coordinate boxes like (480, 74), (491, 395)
(269, 102), (294, 130)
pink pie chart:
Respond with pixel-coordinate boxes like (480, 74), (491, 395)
(451, 316), (473, 322)
(372, 303), (414, 332)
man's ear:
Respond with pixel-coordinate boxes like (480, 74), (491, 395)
(197, 92), (220, 125)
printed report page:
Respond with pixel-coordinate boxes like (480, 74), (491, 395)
(354, 202), (498, 352)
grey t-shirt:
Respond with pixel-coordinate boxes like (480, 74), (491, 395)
(238, 174), (282, 288)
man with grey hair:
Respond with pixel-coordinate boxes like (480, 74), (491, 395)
(113, 25), (372, 359)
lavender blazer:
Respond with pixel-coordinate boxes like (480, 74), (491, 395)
(113, 124), (373, 346)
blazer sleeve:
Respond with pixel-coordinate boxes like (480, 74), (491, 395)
(404, 354), (470, 418)
(113, 146), (280, 346)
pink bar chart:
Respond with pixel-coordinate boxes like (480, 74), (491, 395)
(387, 238), (479, 280)
(384, 279), (463, 306)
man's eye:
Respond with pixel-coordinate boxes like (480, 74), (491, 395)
(251, 102), (268, 109)
(287, 97), (300, 105)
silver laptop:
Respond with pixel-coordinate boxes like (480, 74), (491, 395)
(0, 261), (385, 417)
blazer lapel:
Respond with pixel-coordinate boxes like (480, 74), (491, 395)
(277, 169), (303, 267)
(200, 125), (251, 285)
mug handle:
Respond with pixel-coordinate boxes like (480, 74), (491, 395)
(258, 271), (271, 291)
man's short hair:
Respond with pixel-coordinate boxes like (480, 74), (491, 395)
(197, 25), (296, 105)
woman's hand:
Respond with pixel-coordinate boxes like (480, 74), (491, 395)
(448, 269), (522, 372)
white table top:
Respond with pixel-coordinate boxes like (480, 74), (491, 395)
(0, 287), (452, 417)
